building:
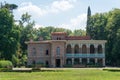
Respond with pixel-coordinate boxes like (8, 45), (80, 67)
(26, 32), (107, 67)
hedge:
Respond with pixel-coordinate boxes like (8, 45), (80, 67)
(0, 60), (13, 68)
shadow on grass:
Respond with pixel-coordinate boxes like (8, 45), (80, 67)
(103, 69), (120, 72)
(0, 69), (65, 73)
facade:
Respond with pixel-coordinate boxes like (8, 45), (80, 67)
(26, 32), (107, 67)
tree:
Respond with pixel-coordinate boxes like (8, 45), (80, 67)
(19, 12), (35, 55)
(86, 6), (91, 36)
(0, 2), (18, 13)
(73, 29), (86, 36)
(88, 8), (120, 66)
(0, 8), (20, 60)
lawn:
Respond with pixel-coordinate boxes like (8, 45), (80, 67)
(0, 68), (120, 80)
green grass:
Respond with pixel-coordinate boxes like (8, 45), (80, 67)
(0, 69), (120, 80)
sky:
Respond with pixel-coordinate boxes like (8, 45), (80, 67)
(1, 0), (120, 30)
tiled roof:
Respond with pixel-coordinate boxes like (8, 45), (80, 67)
(66, 36), (91, 40)
(51, 32), (67, 35)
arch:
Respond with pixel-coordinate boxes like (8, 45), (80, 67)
(82, 45), (87, 53)
(98, 45), (103, 53)
(66, 44), (72, 53)
(74, 44), (79, 53)
(90, 45), (95, 54)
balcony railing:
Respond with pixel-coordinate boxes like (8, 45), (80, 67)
(66, 53), (105, 58)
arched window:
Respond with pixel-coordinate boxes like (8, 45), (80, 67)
(82, 45), (87, 53)
(90, 45), (95, 54)
(74, 45), (79, 53)
(98, 45), (102, 53)
(56, 47), (60, 55)
(66, 44), (72, 53)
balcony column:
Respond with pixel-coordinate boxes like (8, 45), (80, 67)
(102, 58), (105, 66)
(94, 44), (98, 54)
(102, 44), (105, 54)
(87, 58), (90, 63)
(71, 44), (75, 53)
(86, 44), (90, 64)
(79, 44), (82, 53)
(95, 58), (98, 64)
(87, 44), (90, 54)
(79, 58), (82, 63)
(94, 44), (98, 62)
(72, 58), (74, 65)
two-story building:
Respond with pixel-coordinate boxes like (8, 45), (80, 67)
(26, 32), (107, 67)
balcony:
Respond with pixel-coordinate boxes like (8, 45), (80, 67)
(66, 53), (105, 58)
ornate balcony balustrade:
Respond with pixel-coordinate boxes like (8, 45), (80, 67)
(66, 53), (105, 58)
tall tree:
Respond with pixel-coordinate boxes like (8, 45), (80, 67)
(0, 2), (18, 13)
(88, 8), (120, 66)
(19, 12), (35, 54)
(0, 8), (20, 60)
(86, 6), (91, 36)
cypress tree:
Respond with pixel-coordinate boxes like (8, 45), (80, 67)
(86, 6), (91, 36)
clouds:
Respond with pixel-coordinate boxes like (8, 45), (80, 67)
(50, 0), (74, 13)
(58, 13), (87, 30)
(14, 0), (87, 30)
(16, 0), (76, 18)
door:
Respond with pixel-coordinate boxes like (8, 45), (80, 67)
(56, 59), (61, 67)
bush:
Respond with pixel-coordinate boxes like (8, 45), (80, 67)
(0, 68), (12, 72)
(63, 64), (73, 67)
(0, 60), (13, 68)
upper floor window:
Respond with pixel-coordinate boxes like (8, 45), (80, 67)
(57, 37), (61, 40)
(33, 48), (36, 54)
(46, 49), (49, 55)
(56, 47), (60, 55)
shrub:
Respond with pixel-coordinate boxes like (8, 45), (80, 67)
(0, 60), (13, 68)
(0, 68), (12, 72)
(63, 64), (73, 67)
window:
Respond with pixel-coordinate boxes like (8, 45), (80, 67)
(33, 48), (36, 55)
(57, 37), (61, 40)
(45, 61), (49, 67)
(59, 38), (61, 40)
(56, 47), (60, 55)
(32, 60), (36, 65)
(46, 50), (49, 55)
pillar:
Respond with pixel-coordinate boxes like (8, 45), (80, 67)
(71, 44), (74, 53)
(79, 58), (82, 63)
(102, 44), (105, 54)
(87, 58), (90, 63)
(102, 58), (105, 66)
(72, 58), (74, 65)
(94, 44), (98, 54)
(95, 58), (98, 64)
(79, 44), (82, 53)
(87, 44), (90, 53)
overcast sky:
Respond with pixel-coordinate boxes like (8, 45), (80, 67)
(1, 0), (120, 30)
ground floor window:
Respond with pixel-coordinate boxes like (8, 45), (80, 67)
(45, 61), (49, 67)
(74, 58), (79, 64)
(32, 60), (36, 65)
(66, 58), (72, 65)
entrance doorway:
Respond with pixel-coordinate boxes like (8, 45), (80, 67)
(56, 59), (61, 67)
